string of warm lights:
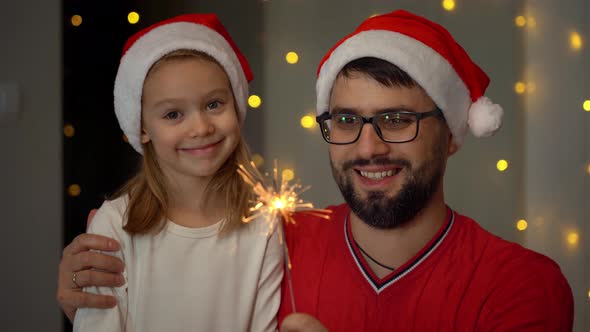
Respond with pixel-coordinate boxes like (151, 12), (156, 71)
(65, 2), (588, 302)
(69, 11), (141, 27)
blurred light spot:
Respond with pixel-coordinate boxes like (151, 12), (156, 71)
(300, 115), (316, 129)
(587, 290), (590, 299)
(570, 31), (583, 50)
(128, 12), (140, 24)
(566, 231), (579, 246)
(285, 51), (299, 64)
(583, 100), (590, 112)
(442, 0), (455, 11)
(514, 82), (526, 94)
(515, 16), (526, 27)
(282, 169), (295, 182)
(68, 184), (81, 197)
(64, 124), (75, 138)
(586, 163), (590, 175)
(248, 95), (262, 108)
(516, 219), (528, 231)
(496, 159), (509, 172)
(526, 82), (536, 94)
(71, 15), (83, 27)
(369, 13), (380, 18)
(252, 154), (264, 168)
(123, 134), (128, 143)
(527, 17), (536, 28)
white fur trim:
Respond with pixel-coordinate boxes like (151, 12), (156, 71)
(316, 30), (471, 146)
(114, 22), (249, 154)
(467, 96), (503, 137)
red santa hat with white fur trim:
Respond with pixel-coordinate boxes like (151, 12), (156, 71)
(316, 10), (503, 146)
(114, 13), (253, 154)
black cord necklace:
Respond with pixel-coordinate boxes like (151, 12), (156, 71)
(353, 239), (395, 271)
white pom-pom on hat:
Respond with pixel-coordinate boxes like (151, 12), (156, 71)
(468, 97), (503, 137)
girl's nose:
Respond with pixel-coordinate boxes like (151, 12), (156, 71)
(188, 112), (215, 137)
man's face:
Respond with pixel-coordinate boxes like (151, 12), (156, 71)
(328, 71), (457, 229)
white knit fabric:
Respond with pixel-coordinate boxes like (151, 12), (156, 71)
(114, 22), (249, 153)
(73, 196), (283, 332)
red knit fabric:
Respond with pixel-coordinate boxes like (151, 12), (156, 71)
(317, 10), (489, 102)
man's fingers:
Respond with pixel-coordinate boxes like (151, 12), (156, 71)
(71, 269), (125, 289)
(69, 251), (125, 273)
(62, 233), (120, 257)
(59, 290), (117, 310)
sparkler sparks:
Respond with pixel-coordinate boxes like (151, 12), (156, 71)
(237, 159), (331, 312)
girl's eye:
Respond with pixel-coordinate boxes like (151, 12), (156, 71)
(164, 111), (181, 120)
(207, 101), (221, 111)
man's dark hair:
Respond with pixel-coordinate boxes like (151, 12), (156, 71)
(339, 57), (417, 88)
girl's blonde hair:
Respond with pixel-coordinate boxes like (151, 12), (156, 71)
(112, 49), (255, 235)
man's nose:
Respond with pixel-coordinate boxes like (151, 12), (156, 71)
(355, 123), (390, 159)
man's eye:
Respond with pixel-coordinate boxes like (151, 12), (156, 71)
(336, 116), (357, 124)
(381, 114), (414, 129)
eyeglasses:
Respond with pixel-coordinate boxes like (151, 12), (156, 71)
(316, 107), (443, 145)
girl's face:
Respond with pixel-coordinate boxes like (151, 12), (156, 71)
(140, 57), (240, 184)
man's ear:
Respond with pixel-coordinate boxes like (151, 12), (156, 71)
(447, 133), (459, 157)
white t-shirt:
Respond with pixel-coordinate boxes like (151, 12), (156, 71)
(73, 196), (283, 332)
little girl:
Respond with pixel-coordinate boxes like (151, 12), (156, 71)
(73, 14), (283, 331)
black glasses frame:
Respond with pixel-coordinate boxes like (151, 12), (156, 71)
(316, 107), (443, 145)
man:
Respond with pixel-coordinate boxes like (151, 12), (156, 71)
(57, 10), (573, 331)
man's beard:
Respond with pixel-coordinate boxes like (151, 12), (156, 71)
(331, 151), (445, 229)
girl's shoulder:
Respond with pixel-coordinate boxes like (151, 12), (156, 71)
(86, 195), (130, 238)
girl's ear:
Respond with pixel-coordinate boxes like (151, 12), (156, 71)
(141, 129), (151, 144)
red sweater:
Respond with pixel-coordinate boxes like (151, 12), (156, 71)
(278, 204), (573, 331)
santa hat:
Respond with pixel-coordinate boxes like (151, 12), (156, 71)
(316, 10), (503, 146)
(114, 13), (253, 154)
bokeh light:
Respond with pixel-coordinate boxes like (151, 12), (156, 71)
(442, 0), (456, 11)
(569, 31), (583, 50)
(64, 124), (75, 138)
(285, 51), (299, 64)
(566, 231), (579, 246)
(497, 159), (509, 172)
(514, 82), (526, 94)
(248, 95), (262, 108)
(516, 219), (528, 231)
(128, 12), (140, 24)
(67, 184), (81, 197)
(71, 15), (83, 27)
(252, 154), (264, 168)
(282, 169), (295, 182)
(300, 115), (316, 129)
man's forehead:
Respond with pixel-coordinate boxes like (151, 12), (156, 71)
(328, 75), (433, 114)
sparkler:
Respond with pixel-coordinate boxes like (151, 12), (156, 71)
(237, 159), (331, 312)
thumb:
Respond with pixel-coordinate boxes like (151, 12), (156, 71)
(86, 209), (98, 230)
(281, 313), (328, 332)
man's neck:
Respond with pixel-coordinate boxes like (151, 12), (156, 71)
(350, 192), (448, 279)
